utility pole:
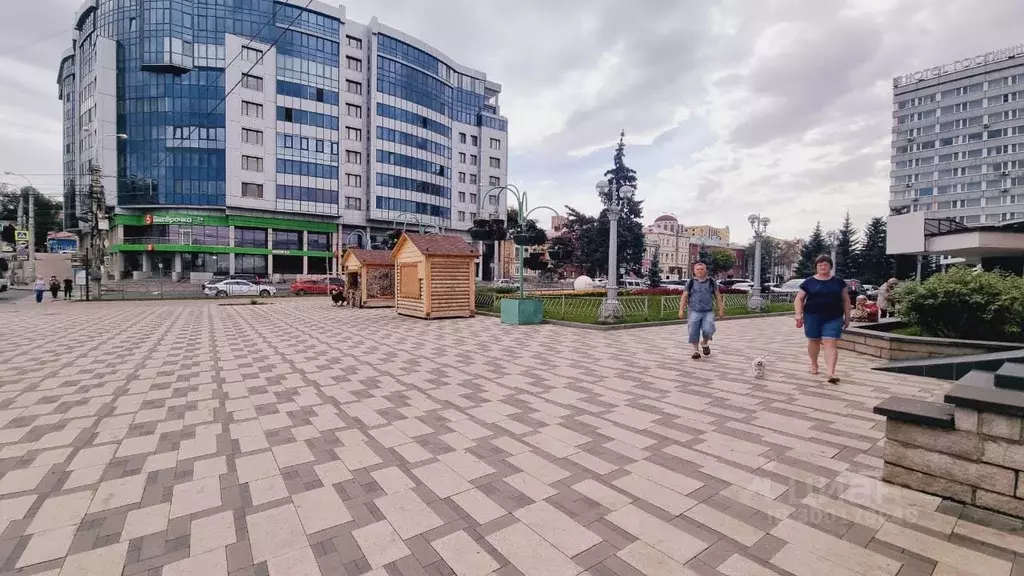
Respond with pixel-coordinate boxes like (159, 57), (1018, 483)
(28, 189), (35, 281)
(85, 164), (105, 301)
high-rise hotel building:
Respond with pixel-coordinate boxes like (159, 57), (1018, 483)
(889, 44), (1024, 227)
(58, 0), (508, 279)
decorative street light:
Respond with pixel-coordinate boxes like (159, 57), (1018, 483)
(747, 213), (770, 311)
(596, 180), (635, 322)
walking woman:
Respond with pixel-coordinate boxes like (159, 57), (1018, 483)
(794, 255), (851, 384)
(48, 276), (60, 299)
(33, 276), (46, 303)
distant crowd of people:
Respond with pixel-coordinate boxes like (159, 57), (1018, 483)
(33, 275), (74, 303)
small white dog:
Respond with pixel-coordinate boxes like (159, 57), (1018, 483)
(751, 355), (770, 379)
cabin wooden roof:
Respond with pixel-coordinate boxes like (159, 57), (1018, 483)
(393, 233), (479, 258)
(343, 249), (393, 266)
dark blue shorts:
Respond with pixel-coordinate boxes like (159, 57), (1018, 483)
(804, 313), (843, 340)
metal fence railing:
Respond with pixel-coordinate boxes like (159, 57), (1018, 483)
(476, 292), (796, 323)
(63, 279), (314, 301)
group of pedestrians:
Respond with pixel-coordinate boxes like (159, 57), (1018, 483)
(678, 254), (874, 385)
(33, 275), (74, 303)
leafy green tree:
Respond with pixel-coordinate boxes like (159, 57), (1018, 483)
(859, 217), (894, 285)
(0, 187), (63, 250)
(646, 256), (662, 287)
(794, 222), (828, 278)
(835, 212), (862, 279)
(709, 249), (736, 277)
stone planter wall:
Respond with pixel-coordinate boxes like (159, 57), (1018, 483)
(882, 409), (1024, 517)
(840, 325), (1022, 360)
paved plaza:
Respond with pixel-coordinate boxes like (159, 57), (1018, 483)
(2, 297), (1024, 576)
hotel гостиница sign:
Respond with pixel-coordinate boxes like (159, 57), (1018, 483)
(894, 43), (1024, 88)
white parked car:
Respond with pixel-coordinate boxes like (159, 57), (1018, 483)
(731, 282), (754, 293)
(203, 279), (276, 298)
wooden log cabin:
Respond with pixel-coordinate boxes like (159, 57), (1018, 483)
(340, 249), (395, 308)
(391, 233), (479, 319)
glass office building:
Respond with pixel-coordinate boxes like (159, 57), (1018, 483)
(59, 0), (508, 279)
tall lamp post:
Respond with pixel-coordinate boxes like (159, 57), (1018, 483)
(747, 213), (770, 311)
(596, 180), (635, 322)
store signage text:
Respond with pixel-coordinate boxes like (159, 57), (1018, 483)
(894, 43), (1024, 88)
(145, 214), (205, 225)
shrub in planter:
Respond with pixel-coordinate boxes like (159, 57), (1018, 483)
(512, 233), (532, 246)
(896, 267), (1024, 342)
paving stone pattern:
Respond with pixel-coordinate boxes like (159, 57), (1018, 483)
(2, 298), (1024, 576)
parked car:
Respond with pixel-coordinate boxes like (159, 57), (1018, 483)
(202, 273), (264, 290)
(770, 279), (803, 302)
(719, 278), (752, 288)
(730, 282), (754, 293)
(495, 278), (519, 288)
(660, 280), (688, 292)
(621, 278), (646, 289)
(862, 284), (879, 300)
(203, 279), (275, 298)
(593, 278), (608, 288)
(845, 279), (865, 300)
(290, 277), (344, 296)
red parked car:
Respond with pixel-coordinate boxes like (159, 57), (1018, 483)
(289, 277), (344, 296)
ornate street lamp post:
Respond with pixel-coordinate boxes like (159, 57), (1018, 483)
(596, 180), (635, 322)
(747, 213), (770, 311)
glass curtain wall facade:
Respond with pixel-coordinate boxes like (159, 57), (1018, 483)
(59, 0), (509, 277)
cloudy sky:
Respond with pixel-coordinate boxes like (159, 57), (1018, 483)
(3, 0), (1023, 244)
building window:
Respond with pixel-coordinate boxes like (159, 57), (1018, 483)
(241, 73), (263, 92)
(470, 212), (477, 220)
(490, 138), (501, 150)
(241, 183), (263, 198)
(345, 150), (362, 164)
(345, 196), (362, 210)
(300, 137), (309, 151)
(346, 36), (362, 49)
(242, 128), (263, 145)
(459, 152), (466, 163)
(241, 46), (263, 63)
(458, 211), (466, 222)
(459, 133), (467, 144)
(470, 154), (478, 166)
(346, 80), (362, 95)
(316, 140), (324, 153)
(345, 127), (362, 141)
(345, 104), (362, 118)
(345, 173), (362, 187)
(489, 176), (500, 186)
(346, 57), (362, 71)
(458, 172), (466, 183)
(241, 101), (263, 118)
(471, 135), (478, 146)
(469, 174), (478, 184)
(489, 157), (501, 169)
(241, 155), (263, 172)
(469, 193), (478, 204)
(458, 191), (466, 202)
(235, 228), (268, 249)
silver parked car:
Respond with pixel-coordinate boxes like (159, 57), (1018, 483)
(203, 279), (276, 298)
(770, 279), (803, 302)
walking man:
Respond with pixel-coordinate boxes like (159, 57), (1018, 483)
(63, 277), (74, 300)
(678, 262), (726, 359)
